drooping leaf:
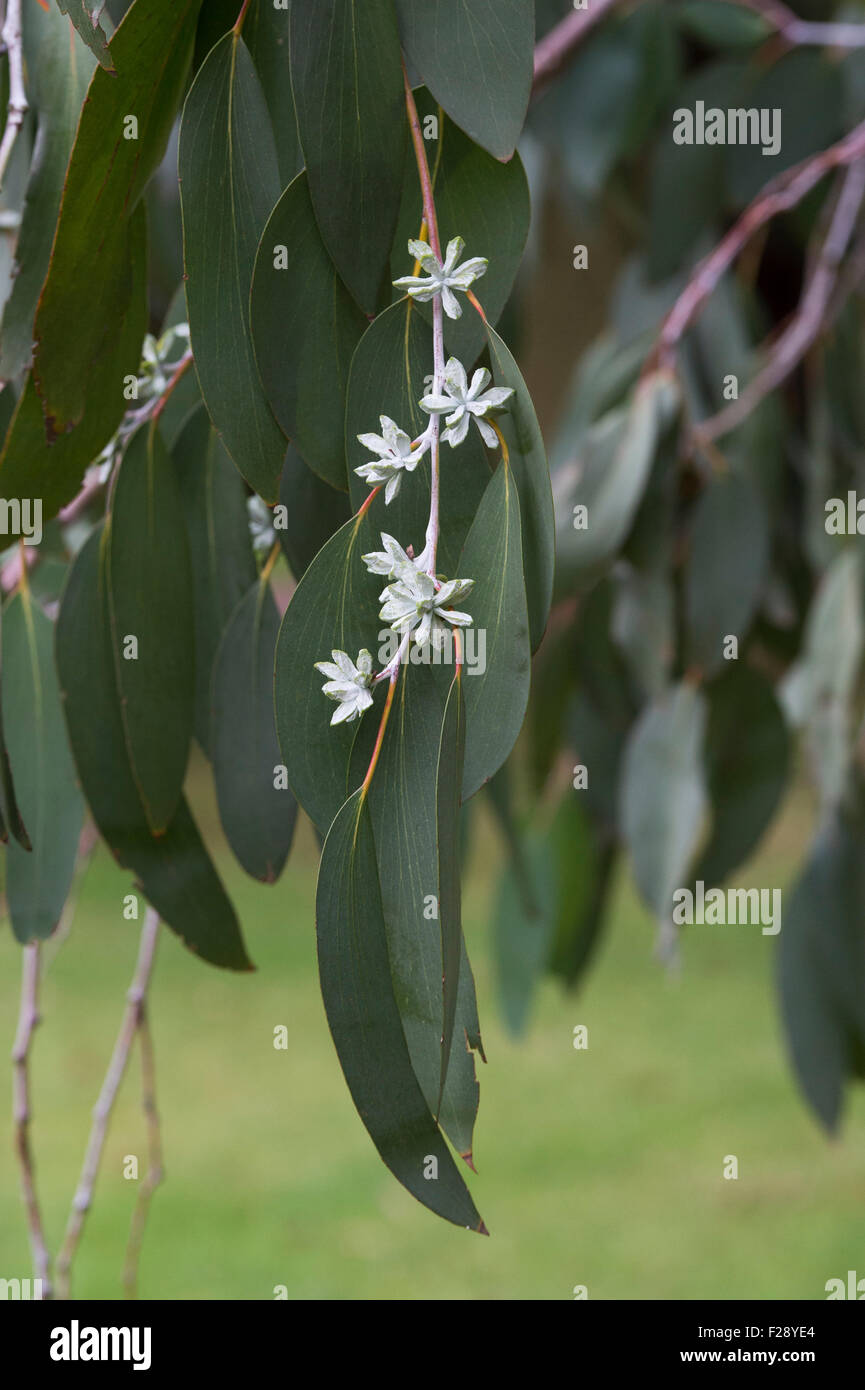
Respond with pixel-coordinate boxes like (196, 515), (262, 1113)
(554, 370), (680, 590)
(276, 444), (352, 580)
(316, 787), (486, 1231)
(108, 423), (194, 835)
(457, 457), (531, 800)
(34, 0), (200, 436)
(620, 681), (708, 920)
(798, 548), (864, 810)
(244, 0), (302, 186)
(250, 173), (366, 490)
(346, 299), (490, 572)
(436, 665), (466, 1114)
(0, 593), (29, 850)
(548, 797), (616, 992)
(696, 665), (790, 887)
(486, 324), (554, 651)
(179, 29), (285, 501)
(0, 5), (95, 383)
(172, 404), (257, 755)
(686, 470), (769, 674)
(395, 0), (534, 161)
(212, 578), (298, 883)
(391, 96), (531, 364)
(55, 0), (113, 69)
(274, 497), (384, 838)
(491, 824), (556, 1038)
(778, 796), (865, 1133)
(56, 528), (252, 971)
(612, 565), (674, 700)
(289, 0), (406, 313)
(2, 587), (83, 943)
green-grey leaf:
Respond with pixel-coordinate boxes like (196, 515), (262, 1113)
(244, 0), (302, 185)
(56, 527), (252, 971)
(3, 588), (82, 941)
(55, 0), (113, 69)
(0, 5), (94, 383)
(620, 681), (708, 920)
(250, 173), (366, 490)
(0, 206), (148, 523)
(276, 444), (352, 580)
(486, 324), (554, 651)
(316, 787), (486, 1230)
(0, 595), (30, 850)
(179, 29), (286, 501)
(696, 665), (790, 888)
(686, 470), (769, 674)
(436, 666), (466, 1115)
(34, 0), (200, 435)
(173, 404), (257, 755)
(212, 578), (298, 883)
(458, 458), (531, 800)
(108, 424), (194, 835)
(290, 0), (406, 313)
(395, 0), (533, 160)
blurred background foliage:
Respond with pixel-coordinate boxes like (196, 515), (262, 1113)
(4, 0), (865, 1297)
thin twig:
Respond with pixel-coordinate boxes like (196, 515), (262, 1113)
(653, 118), (865, 367)
(12, 943), (52, 1297)
(696, 159), (865, 442)
(531, 0), (627, 100)
(55, 909), (161, 1300)
(733, 0), (865, 49)
(0, 0), (28, 193)
(122, 1005), (163, 1300)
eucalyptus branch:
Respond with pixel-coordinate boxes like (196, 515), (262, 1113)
(696, 158), (865, 444)
(56, 909), (161, 1300)
(122, 1005), (163, 1300)
(531, 0), (627, 100)
(653, 119), (865, 368)
(733, 0), (865, 49)
(11, 943), (52, 1297)
(0, 0), (28, 193)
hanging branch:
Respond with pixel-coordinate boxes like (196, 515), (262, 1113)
(55, 908), (161, 1300)
(652, 119), (865, 369)
(733, 0), (865, 49)
(11, 942), (52, 1297)
(0, 0), (27, 193)
(122, 1004), (163, 1300)
(696, 158), (865, 444)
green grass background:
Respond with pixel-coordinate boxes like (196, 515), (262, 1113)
(1, 765), (864, 1301)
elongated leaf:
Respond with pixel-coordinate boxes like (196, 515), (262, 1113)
(173, 404), (257, 754)
(779, 798), (865, 1132)
(0, 596), (29, 849)
(686, 471), (769, 674)
(548, 798), (616, 992)
(290, 0), (405, 313)
(244, 0), (302, 185)
(56, 528), (252, 971)
(108, 423), (194, 835)
(275, 497), (384, 837)
(346, 299), (489, 572)
(620, 681), (708, 920)
(395, 0), (533, 160)
(3, 588), (82, 941)
(251, 174), (366, 489)
(0, 205), (148, 525)
(486, 325), (554, 651)
(696, 666), (790, 887)
(436, 666), (466, 1113)
(34, 0), (200, 435)
(212, 578), (298, 882)
(316, 787), (486, 1231)
(492, 830), (556, 1037)
(458, 458), (531, 800)
(798, 549), (863, 810)
(276, 445), (352, 580)
(0, 7), (94, 383)
(554, 370), (680, 588)
(55, 1), (112, 69)
(391, 97), (531, 365)
(179, 30), (285, 500)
